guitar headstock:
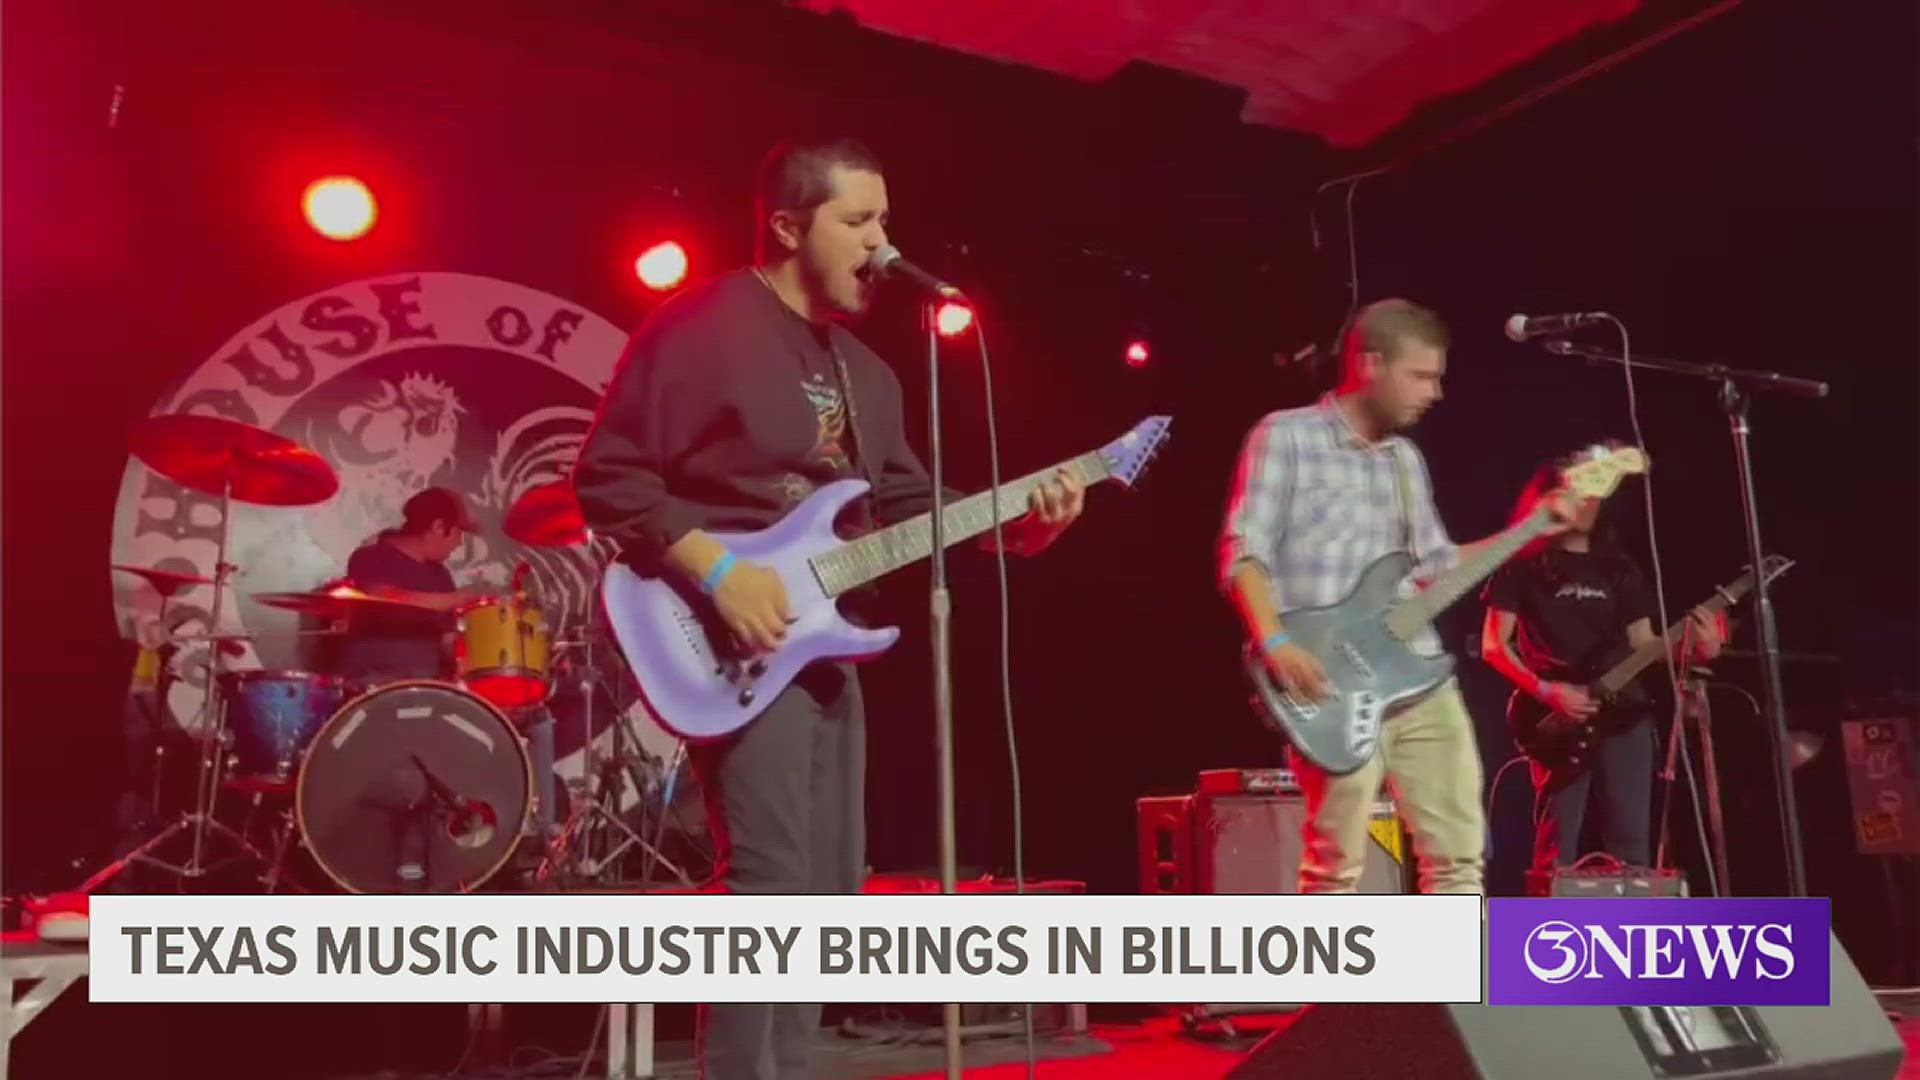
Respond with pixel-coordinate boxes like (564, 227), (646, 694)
(1729, 554), (1796, 595)
(1097, 415), (1172, 489)
(1559, 442), (1649, 500)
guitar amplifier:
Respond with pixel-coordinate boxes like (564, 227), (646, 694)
(1525, 862), (1688, 897)
(1140, 772), (1404, 895)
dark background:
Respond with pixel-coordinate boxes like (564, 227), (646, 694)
(6, 0), (1915, 981)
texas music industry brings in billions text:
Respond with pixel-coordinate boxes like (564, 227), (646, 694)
(114, 920), (1380, 979)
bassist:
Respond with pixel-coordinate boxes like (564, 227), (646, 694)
(1479, 454), (1723, 873)
(1220, 299), (1575, 895)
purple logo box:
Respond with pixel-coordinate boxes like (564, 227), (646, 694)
(1487, 897), (1831, 1006)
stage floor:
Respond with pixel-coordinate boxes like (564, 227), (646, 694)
(8, 1000), (1914, 1079)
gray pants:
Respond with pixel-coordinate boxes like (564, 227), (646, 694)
(519, 707), (557, 838)
(689, 663), (866, 1080)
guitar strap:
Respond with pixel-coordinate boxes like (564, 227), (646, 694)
(827, 337), (883, 525)
(1387, 441), (1416, 555)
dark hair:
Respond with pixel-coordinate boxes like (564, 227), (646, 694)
(1510, 447), (1626, 560)
(754, 137), (883, 261)
(383, 487), (473, 539)
(1343, 298), (1451, 367)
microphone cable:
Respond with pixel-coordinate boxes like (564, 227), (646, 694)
(969, 310), (1039, 1078)
(1603, 316), (1724, 897)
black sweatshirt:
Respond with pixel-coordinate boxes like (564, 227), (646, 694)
(574, 268), (954, 574)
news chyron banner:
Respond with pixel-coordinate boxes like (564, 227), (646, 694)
(89, 895), (1481, 1005)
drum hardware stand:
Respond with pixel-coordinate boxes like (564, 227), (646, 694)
(113, 568), (191, 828)
(259, 810), (308, 894)
(537, 569), (694, 889)
(539, 670), (695, 889)
(637, 741), (694, 886)
(81, 471), (265, 893)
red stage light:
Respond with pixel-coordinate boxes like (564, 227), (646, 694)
(1125, 339), (1151, 367)
(635, 241), (689, 291)
(934, 302), (973, 338)
(302, 177), (376, 241)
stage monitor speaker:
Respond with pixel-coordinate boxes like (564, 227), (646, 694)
(1139, 792), (1403, 895)
(1194, 793), (1403, 895)
(1225, 931), (1904, 1078)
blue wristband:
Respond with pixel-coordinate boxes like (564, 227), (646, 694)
(702, 551), (736, 594)
(1262, 631), (1290, 652)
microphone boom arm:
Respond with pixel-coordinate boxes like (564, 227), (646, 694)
(1542, 340), (1829, 399)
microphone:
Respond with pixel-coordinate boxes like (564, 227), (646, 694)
(869, 244), (967, 303)
(1505, 312), (1611, 342)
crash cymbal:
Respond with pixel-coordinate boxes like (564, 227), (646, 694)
(251, 585), (439, 616)
(113, 564), (216, 595)
(130, 414), (339, 507)
(503, 480), (587, 547)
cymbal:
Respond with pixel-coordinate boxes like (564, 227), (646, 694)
(130, 414), (339, 507)
(251, 586), (439, 616)
(113, 564), (215, 595)
(503, 480), (587, 547)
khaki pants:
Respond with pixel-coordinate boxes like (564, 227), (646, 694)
(1292, 678), (1485, 895)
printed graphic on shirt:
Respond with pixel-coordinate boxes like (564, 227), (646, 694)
(803, 374), (852, 475)
(1555, 583), (1610, 601)
(777, 473), (815, 508)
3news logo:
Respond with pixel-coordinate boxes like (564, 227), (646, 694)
(1486, 898), (1831, 1005)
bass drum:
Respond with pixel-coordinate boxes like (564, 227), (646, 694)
(296, 681), (532, 894)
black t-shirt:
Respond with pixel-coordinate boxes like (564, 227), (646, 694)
(1483, 547), (1658, 705)
(336, 539), (456, 682)
(573, 268), (957, 576)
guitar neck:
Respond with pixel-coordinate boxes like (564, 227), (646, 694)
(1593, 579), (1750, 695)
(812, 452), (1110, 596)
(1385, 507), (1557, 639)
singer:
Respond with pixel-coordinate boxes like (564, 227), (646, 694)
(572, 136), (1084, 1080)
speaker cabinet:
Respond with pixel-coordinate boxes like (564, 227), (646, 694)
(1138, 793), (1403, 895)
(1225, 931), (1905, 1079)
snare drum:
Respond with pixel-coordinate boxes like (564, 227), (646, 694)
(219, 670), (351, 787)
(458, 596), (551, 708)
(296, 680), (532, 893)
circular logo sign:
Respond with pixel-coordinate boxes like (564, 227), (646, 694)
(109, 272), (679, 775)
(1522, 920), (1587, 984)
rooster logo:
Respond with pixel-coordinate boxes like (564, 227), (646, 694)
(304, 372), (466, 567)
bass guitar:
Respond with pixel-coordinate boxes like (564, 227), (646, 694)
(1243, 443), (1648, 775)
(1507, 555), (1794, 767)
(602, 416), (1172, 741)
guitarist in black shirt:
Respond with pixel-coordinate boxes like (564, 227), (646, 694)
(1480, 452), (1723, 872)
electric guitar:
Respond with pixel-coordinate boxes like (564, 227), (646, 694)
(1507, 555), (1794, 767)
(1243, 444), (1649, 775)
(602, 416), (1172, 741)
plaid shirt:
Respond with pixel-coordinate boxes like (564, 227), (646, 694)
(1219, 394), (1460, 656)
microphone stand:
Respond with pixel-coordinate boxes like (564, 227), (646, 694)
(924, 302), (963, 1080)
(1544, 339), (1826, 897)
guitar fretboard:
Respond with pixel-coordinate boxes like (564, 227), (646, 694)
(810, 451), (1109, 597)
(1594, 573), (1759, 695)
(1384, 506), (1556, 640)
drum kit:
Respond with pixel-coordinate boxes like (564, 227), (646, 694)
(84, 413), (705, 896)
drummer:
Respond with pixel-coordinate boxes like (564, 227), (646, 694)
(336, 487), (488, 684)
(339, 487), (558, 851)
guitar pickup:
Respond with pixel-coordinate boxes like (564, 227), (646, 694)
(1337, 641), (1374, 680)
(1280, 693), (1321, 720)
